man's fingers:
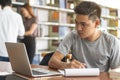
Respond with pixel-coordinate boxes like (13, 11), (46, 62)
(70, 59), (86, 68)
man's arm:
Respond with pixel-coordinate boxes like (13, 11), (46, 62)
(48, 51), (86, 69)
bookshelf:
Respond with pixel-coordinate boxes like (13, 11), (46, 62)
(12, 0), (120, 54)
(12, 0), (76, 54)
(29, 0), (76, 52)
(100, 6), (120, 38)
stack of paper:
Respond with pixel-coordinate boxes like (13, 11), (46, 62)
(109, 68), (120, 80)
(58, 68), (100, 77)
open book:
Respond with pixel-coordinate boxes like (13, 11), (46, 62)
(58, 68), (100, 76)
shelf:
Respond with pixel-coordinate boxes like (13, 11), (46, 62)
(12, 1), (24, 6)
(101, 15), (120, 20)
(107, 27), (119, 30)
(38, 22), (75, 27)
(30, 4), (74, 13)
(12, 2), (74, 13)
(36, 37), (63, 40)
(99, 27), (120, 30)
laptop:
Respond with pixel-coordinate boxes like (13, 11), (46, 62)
(5, 42), (62, 77)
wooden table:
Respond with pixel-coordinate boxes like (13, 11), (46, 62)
(0, 61), (112, 80)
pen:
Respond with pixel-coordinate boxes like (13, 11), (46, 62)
(66, 50), (72, 63)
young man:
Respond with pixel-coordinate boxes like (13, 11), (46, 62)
(0, 0), (25, 61)
(48, 1), (120, 72)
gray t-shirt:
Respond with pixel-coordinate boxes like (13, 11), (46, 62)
(56, 30), (120, 72)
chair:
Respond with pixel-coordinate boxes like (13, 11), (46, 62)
(39, 52), (72, 66)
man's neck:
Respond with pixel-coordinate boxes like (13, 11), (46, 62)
(86, 30), (101, 42)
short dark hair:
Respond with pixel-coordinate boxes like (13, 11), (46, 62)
(0, 0), (12, 8)
(74, 1), (101, 21)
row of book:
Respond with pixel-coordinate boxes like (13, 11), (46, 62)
(101, 7), (118, 17)
(33, 8), (74, 24)
(13, 0), (75, 9)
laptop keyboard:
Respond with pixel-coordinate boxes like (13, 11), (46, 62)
(32, 68), (50, 73)
(32, 70), (47, 75)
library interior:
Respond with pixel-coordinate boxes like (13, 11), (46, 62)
(0, 0), (120, 80)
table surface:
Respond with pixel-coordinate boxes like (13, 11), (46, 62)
(0, 61), (112, 80)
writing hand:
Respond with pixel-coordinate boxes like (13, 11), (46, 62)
(68, 59), (86, 68)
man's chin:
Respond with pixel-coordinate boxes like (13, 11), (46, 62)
(79, 35), (86, 39)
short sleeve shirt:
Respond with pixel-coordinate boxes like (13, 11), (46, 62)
(23, 17), (37, 36)
(56, 30), (120, 72)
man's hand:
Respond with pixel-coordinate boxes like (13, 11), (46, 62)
(68, 59), (86, 68)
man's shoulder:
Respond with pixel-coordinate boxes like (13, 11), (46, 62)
(101, 31), (118, 42)
(64, 30), (79, 40)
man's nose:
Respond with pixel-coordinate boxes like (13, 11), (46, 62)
(76, 24), (83, 30)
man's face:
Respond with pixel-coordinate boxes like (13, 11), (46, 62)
(75, 14), (97, 39)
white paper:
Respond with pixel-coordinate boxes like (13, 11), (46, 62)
(0, 72), (11, 76)
(59, 68), (100, 76)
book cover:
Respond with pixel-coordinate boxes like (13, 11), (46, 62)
(49, 11), (59, 22)
(59, 0), (66, 8)
(36, 9), (49, 22)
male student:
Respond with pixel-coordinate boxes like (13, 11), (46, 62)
(48, 1), (120, 72)
(0, 0), (25, 61)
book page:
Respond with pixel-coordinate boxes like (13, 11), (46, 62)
(59, 68), (100, 76)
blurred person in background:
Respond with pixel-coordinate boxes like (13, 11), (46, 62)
(20, 3), (38, 64)
(0, 0), (25, 61)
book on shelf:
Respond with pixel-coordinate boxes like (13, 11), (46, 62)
(59, 12), (67, 23)
(59, 26), (70, 38)
(67, 13), (74, 24)
(109, 30), (119, 37)
(48, 40), (61, 51)
(51, 40), (60, 46)
(101, 7), (110, 16)
(40, 25), (49, 37)
(39, 0), (47, 5)
(66, 0), (75, 9)
(49, 26), (59, 37)
(100, 18), (107, 28)
(59, 0), (66, 8)
(118, 9), (120, 18)
(108, 19), (118, 27)
(49, 26), (73, 39)
(35, 9), (49, 22)
(109, 9), (118, 17)
(30, 0), (47, 5)
(52, 26), (58, 33)
(47, 0), (59, 7)
(49, 11), (59, 22)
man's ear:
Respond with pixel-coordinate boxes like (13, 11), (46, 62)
(95, 19), (100, 28)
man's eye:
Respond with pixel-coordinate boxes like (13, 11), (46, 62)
(81, 23), (86, 27)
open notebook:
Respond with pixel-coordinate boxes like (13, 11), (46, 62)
(59, 68), (100, 76)
(5, 42), (62, 77)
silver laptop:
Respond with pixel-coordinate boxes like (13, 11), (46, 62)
(5, 42), (61, 77)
